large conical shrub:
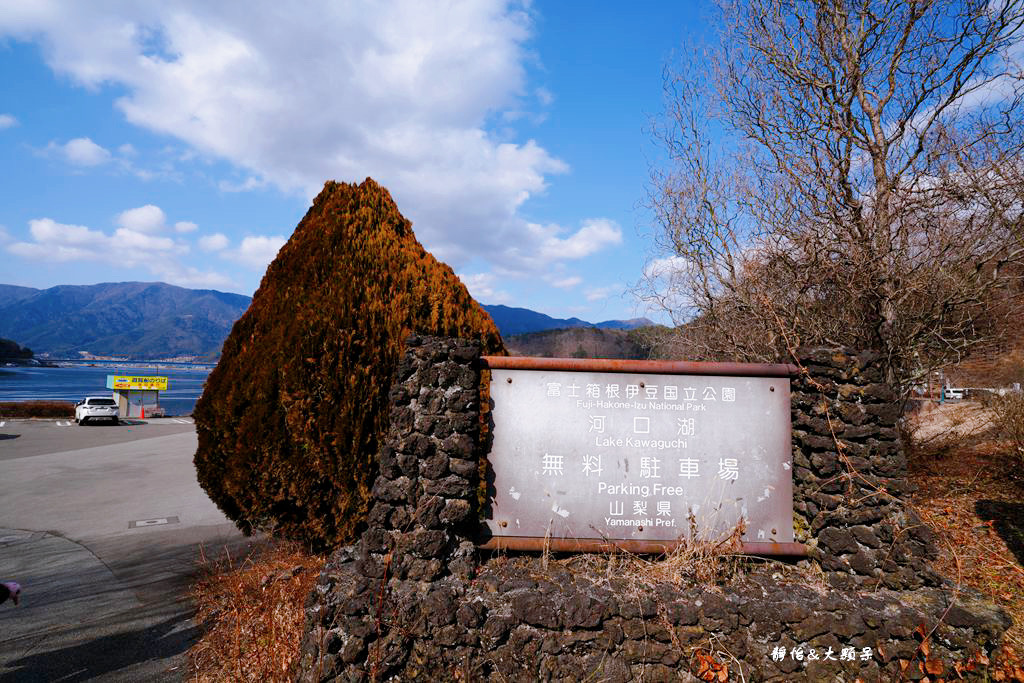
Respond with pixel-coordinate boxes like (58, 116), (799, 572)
(193, 179), (504, 548)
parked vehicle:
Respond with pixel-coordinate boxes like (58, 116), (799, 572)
(75, 396), (119, 425)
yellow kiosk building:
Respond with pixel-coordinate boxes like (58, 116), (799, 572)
(106, 375), (169, 418)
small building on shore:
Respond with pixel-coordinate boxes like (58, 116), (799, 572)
(106, 375), (169, 418)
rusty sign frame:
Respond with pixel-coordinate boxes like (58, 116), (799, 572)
(479, 355), (806, 557)
(482, 356), (799, 378)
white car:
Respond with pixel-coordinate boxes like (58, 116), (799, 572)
(75, 396), (119, 425)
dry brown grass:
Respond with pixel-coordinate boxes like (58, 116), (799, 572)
(552, 514), (826, 598)
(187, 539), (326, 682)
(0, 400), (74, 418)
(989, 392), (1024, 467)
(556, 515), (750, 590)
(908, 402), (1024, 679)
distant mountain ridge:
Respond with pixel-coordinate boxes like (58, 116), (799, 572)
(0, 282), (652, 359)
(504, 327), (655, 360)
(0, 282), (252, 359)
(481, 304), (652, 336)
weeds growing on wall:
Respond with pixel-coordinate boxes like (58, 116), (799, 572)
(555, 516), (768, 590)
(193, 178), (504, 549)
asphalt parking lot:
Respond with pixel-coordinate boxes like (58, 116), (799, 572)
(0, 417), (199, 461)
(0, 418), (254, 681)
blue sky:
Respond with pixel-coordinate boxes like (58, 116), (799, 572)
(0, 2), (706, 323)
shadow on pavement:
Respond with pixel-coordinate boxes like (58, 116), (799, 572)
(0, 527), (254, 681)
(0, 609), (196, 683)
(975, 499), (1024, 566)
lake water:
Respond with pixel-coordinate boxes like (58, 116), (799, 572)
(0, 364), (213, 416)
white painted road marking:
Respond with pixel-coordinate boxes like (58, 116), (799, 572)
(128, 515), (180, 529)
(0, 421), (5, 428)
(55, 420), (71, 427)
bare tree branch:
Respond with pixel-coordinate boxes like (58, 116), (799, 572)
(640, 0), (1024, 395)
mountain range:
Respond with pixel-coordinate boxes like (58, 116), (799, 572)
(0, 282), (653, 359)
(0, 282), (251, 359)
(480, 304), (652, 336)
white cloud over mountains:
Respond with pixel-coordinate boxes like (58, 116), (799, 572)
(456, 272), (513, 305)
(538, 218), (622, 262)
(8, 217), (187, 266)
(5, 203), (284, 289)
(0, 1), (622, 301)
(229, 235), (287, 268)
(117, 204), (166, 233)
(198, 233), (229, 252)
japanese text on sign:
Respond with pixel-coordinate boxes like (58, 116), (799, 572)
(486, 368), (793, 545)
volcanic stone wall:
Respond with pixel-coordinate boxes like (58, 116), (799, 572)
(355, 334), (482, 585)
(791, 348), (940, 589)
(298, 337), (1009, 681)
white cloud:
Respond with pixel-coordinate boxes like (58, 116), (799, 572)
(457, 272), (512, 304)
(174, 220), (198, 233)
(226, 235), (286, 268)
(585, 283), (624, 302)
(0, 113), (17, 129)
(11, 217), (187, 261)
(218, 176), (267, 193)
(116, 204), (166, 233)
(48, 137), (111, 166)
(198, 232), (229, 251)
(0, 3), (624, 279)
(148, 263), (235, 289)
(638, 256), (694, 315)
(112, 227), (178, 251)
(6, 216), (214, 286)
(549, 275), (582, 289)
(642, 256), (687, 280)
(42, 137), (168, 179)
(27, 217), (106, 246)
(532, 218), (623, 265)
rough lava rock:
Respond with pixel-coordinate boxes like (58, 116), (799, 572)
(298, 339), (1010, 680)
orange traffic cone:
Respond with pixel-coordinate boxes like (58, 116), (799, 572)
(140, 405), (145, 420)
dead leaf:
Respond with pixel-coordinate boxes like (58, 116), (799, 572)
(925, 656), (944, 675)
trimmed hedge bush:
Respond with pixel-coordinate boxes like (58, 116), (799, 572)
(193, 179), (504, 548)
(0, 401), (74, 418)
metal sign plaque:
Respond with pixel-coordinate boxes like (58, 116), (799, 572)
(485, 364), (793, 546)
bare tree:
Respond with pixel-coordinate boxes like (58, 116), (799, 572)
(642, 0), (1024, 393)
